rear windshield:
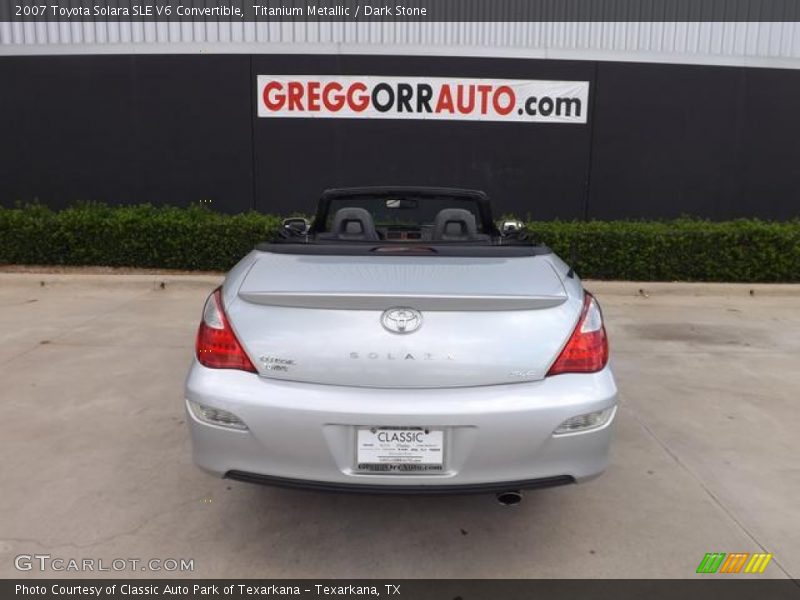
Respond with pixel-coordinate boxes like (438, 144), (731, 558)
(325, 194), (484, 232)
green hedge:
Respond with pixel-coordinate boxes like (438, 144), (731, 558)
(529, 219), (800, 282)
(0, 203), (798, 281)
(0, 203), (281, 271)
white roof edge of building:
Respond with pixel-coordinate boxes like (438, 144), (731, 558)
(2, 41), (800, 70)
(3, 20), (800, 70)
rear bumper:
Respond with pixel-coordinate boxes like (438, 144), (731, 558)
(185, 360), (618, 491)
(224, 471), (575, 494)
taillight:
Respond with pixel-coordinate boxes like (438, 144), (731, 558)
(195, 288), (257, 373)
(547, 292), (609, 376)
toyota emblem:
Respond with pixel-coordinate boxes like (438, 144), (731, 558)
(381, 308), (423, 334)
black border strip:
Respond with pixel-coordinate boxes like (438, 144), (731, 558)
(6, 0), (800, 23)
(3, 580), (800, 599)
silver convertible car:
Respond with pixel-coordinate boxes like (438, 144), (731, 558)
(185, 187), (617, 503)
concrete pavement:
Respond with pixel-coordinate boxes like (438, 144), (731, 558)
(0, 273), (798, 578)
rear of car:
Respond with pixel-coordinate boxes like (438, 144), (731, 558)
(185, 188), (617, 494)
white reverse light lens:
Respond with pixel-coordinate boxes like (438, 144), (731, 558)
(554, 406), (616, 435)
(580, 296), (604, 333)
(188, 400), (248, 430)
(202, 293), (225, 329)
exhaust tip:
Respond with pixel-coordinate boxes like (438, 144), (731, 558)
(496, 491), (522, 506)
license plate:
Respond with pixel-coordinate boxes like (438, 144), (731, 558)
(356, 427), (444, 472)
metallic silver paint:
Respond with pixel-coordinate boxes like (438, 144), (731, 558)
(186, 247), (619, 489)
(186, 363), (617, 486)
(228, 254), (577, 387)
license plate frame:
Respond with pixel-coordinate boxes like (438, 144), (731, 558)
(355, 426), (445, 473)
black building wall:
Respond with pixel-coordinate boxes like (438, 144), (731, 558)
(0, 55), (255, 214)
(2, 54), (799, 220)
(589, 62), (800, 220)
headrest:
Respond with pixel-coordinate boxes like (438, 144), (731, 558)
(432, 208), (480, 241)
(328, 207), (379, 241)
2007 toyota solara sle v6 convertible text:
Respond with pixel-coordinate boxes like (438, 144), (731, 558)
(185, 187), (618, 503)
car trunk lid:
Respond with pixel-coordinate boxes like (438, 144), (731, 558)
(227, 252), (580, 387)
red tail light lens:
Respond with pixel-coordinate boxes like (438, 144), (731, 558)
(196, 288), (257, 373)
(546, 292), (609, 376)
